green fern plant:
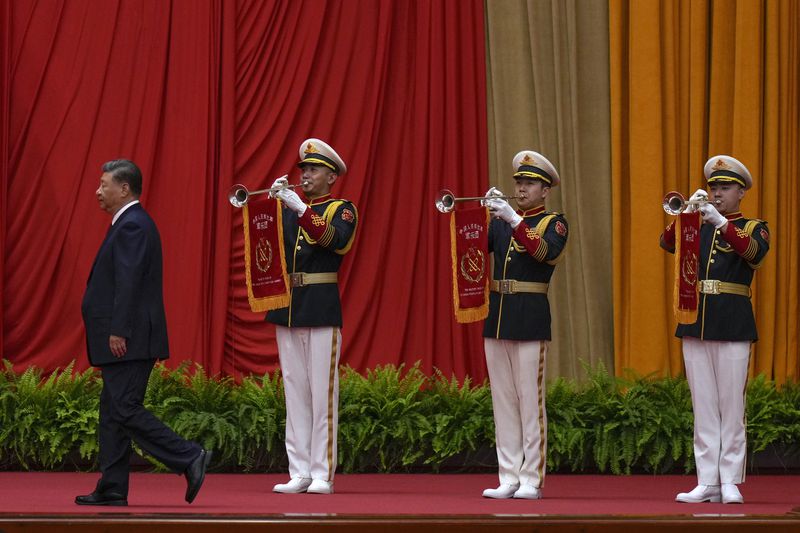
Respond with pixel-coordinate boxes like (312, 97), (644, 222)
(233, 371), (285, 471)
(422, 370), (494, 469)
(0, 359), (797, 474)
(338, 363), (432, 472)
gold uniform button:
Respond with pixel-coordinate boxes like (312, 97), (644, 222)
(712, 250), (717, 254)
(710, 259), (715, 263)
(296, 246), (302, 250)
(506, 257), (512, 262)
(299, 236), (304, 241)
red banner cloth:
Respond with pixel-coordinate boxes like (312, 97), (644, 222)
(242, 198), (290, 312)
(674, 212), (701, 324)
(449, 207), (490, 323)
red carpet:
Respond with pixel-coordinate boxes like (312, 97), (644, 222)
(0, 473), (797, 516)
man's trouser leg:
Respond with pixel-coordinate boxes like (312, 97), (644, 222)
(277, 326), (312, 479)
(514, 341), (547, 488)
(683, 338), (750, 485)
(308, 327), (341, 482)
(715, 341), (750, 484)
(485, 338), (546, 487)
(98, 359), (202, 496)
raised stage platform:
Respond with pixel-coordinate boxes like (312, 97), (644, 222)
(0, 473), (798, 532)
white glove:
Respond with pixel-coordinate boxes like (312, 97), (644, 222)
(269, 175), (289, 199)
(699, 202), (726, 229)
(481, 187), (503, 207)
(276, 187), (307, 215)
(484, 186), (503, 198)
(685, 188), (707, 213)
(487, 199), (522, 228)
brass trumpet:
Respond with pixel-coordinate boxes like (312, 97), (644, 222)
(662, 191), (720, 215)
(435, 188), (520, 213)
(228, 177), (301, 208)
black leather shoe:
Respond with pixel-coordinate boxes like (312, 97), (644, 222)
(185, 449), (212, 503)
(75, 491), (128, 506)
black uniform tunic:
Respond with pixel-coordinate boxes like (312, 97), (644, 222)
(483, 206), (568, 341)
(669, 214), (769, 341)
(266, 195), (358, 328)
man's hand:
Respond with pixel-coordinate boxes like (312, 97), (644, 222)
(699, 203), (727, 229)
(686, 188), (708, 213)
(484, 187), (503, 199)
(269, 175), (289, 199)
(486, 198), (523, 228)
(109, 335), (127, 358)
(276, 187), (307, 215)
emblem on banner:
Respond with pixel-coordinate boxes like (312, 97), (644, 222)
(460, 246), (485, 283)
(681, 250), (697, 285)
(255, 238), (273, 272)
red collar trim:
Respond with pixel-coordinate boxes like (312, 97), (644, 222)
(306, 193), (332, 206)
(725, 211), (743, 221)
(519, 205), (546, 217)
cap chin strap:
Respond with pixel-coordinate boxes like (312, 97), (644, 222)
(708, 170), (746, 188)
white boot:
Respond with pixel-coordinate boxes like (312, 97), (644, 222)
(273, 477), (312, 494)
(307, 479), (334, 494)
(513, 484), (542, 500)
(675, 484), (721, 503)
(721, 483), (743, 504)
(482, 483), (519, 499)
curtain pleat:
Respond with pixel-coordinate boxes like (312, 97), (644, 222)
(485, 0), (614, 379)
(1, 0), (491, 381)
(0, 0), (9, 356)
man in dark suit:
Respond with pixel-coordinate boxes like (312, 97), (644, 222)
(77, 159), (211, 506)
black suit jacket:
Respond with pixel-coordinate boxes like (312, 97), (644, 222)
(82, 203), (169, 366)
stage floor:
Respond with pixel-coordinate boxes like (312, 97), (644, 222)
(0, 472), (798, 516)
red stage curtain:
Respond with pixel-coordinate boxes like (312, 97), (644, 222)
(1, 0), (489, 381)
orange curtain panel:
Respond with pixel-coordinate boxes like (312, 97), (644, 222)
(610, 0), (800, 383)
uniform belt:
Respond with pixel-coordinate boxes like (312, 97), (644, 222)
(289, 272), (338, 288)
(698, 279), (751, 297)
(490, 279), (549, 295)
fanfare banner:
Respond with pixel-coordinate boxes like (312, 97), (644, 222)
(449, 206), (490, 323)
(242, 197), (290, 312)
(674, 212), (701, 324)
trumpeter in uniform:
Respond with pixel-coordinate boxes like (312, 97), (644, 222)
(660, 155), (769, 504)
(481, 150), (568, 500)
(268, 138), (358, 495)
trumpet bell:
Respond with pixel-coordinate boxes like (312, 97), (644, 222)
(663, 191), (687, 215)
(662, 190), (710, 215)
(228, 184), (249, 208)
(435, 189), (456, 213)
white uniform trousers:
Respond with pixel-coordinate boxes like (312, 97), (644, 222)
(682, 337), (750, 485)
(276, 325), (341, 482)
(484, 338), (547, 488)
